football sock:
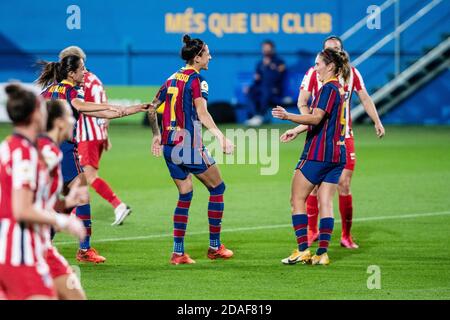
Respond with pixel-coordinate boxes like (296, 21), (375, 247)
(292, 213), (308, 252)
(91, 177), (122, 209)
(76, 204), (91, 250)
(306, 195), (319, 234)
(208, 182), (226, 250)
(316, 217), (334, 255)
(173, 191), (192, 254)
(339, 195), (353, 238)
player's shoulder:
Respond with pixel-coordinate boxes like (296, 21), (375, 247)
(37, 137), (61, 170)
(351, 66), (364, 79)
(84, 71), (103, 87)
(7, 134), (37, 159)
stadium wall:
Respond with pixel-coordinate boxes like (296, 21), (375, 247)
(0, 0), (449, 123)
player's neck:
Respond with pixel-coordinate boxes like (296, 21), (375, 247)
(13, 125), (38, 143)
(186, 64), (200, 73)
(47, 129), (60, 144)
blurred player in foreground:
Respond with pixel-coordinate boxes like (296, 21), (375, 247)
(38, 99), (89, 299)
(59, 46), (131, 226)
(37, 54), (148, 263)
(0, 84), (85, 299)
(148, 34), (235, 265)
(273, 48), (350, 265)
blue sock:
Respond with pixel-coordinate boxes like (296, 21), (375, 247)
(76, 204), (91, 250)
(316, 217), (334, 255)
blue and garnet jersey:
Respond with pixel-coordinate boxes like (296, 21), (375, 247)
(301, 79), (346, 164)
(156, 66), (208, 148)
(41, 80), (84, 143)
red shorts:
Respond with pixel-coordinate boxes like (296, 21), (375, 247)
(0, 263), (56, 300)
(77, 140), (105, 169)
(345, 137), (356, 171)
(46, 246), (72, 279)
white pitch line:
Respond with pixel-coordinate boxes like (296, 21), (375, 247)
(53, 210), (450, 246)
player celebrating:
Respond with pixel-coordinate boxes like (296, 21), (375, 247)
(59, 46), (131, 226)
(273, 48), (350, 265)
(297, 36), (385, 249)
(0, 84), (85, 300)
(38, 99), (89, 300)
(37, 54), (148, 263)
(148, 34), (235, 265)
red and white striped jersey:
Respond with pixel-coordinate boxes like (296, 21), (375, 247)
(300, 66), (365, 138)
(37, 136), (63, 212)
(75, 71), (108, 143)
(0, 134), (50, 267)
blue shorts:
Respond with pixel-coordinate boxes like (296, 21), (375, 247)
(163, 145), (216, 180)
(60, 141), (83, 184)
(296, 159), (345, 185)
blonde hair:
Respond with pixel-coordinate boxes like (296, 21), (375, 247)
(59, 46), (86, 61)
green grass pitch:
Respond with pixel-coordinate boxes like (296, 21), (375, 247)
(0, 123), (449, 300)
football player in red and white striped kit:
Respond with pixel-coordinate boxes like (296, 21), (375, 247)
(0, 84), (85, 300)
(59, 46), (131, 226)
(38, 99), (89, 300)
(289, 36), (385, 249)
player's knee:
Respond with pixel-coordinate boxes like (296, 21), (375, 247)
(338, 179), (351, 195)
(209, 181), (226, 195)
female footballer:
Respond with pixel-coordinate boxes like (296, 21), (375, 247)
(148, 35), (235, 265)
(272, 48), (351, 265)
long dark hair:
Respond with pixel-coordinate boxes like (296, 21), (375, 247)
(36, 55), (82, 88)
(319, 48), (351, 82)
(4, 84), (38, 125)
(45, 100), (66, 131)
(181, 34), (205, 64)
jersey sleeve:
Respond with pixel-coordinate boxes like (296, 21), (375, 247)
(68, 86), (84, 102)
(353, 67), (366, 92)
(11, 146), (37, 191)
(41, 145), (60, 172)
(191, 75), (208, 101)
(316, 84), (337, 115)
(300, 67), (316, 92)
(155, 83), (167, 102)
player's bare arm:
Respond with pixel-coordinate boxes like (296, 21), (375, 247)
(148, 98), (163, 157)
(194, 97), (234, 154)
(356, 88), (385, 138)
(12, 188), (86, 241)
(272, 105), (325, 126)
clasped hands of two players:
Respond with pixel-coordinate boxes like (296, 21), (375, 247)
(108, 103), (151, 117)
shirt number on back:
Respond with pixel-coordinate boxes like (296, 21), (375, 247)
(167, 87), (179, 122)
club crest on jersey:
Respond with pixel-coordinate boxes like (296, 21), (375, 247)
(201, 81), (208, 94)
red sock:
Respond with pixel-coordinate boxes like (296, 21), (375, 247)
(91, 177), (122, 208)
(306, 195), (319, 234)
(339, 195), (353, 238)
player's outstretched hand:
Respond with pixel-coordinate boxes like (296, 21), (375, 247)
(375, 122), (385, 138)
(152, 135), (162, 157)
(272, 105), (288, 120)
(65, 179), (89, 208)
(221, 137), (235, 154)
(280, 129), (299, 143)
(109, 106), (124, 117)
